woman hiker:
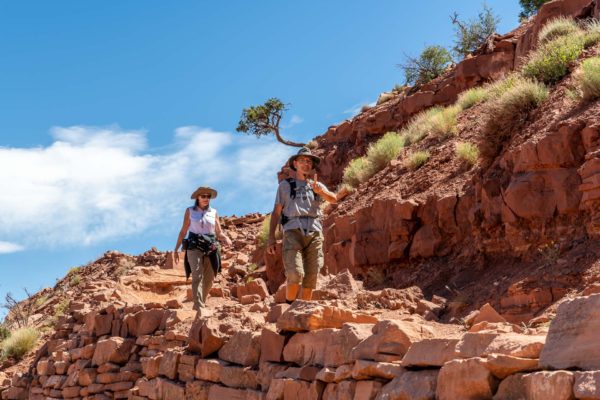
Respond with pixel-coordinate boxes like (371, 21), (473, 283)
(174, 186), (232, 311)
(267, 147), (337, 302)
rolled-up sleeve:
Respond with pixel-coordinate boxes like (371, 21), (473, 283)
(275, 180), (288, 207)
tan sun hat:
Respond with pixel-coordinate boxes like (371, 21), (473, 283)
(288, 147), (321, 171)
(190, 186), (218, 199)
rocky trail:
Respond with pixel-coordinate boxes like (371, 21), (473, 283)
(4, 0), (600, 399)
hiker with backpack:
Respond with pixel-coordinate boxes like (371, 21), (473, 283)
(267, 148), (337, 302)
(174, 186), (232, 311)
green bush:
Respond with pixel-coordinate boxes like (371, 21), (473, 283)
(0, 325), (9, 341)
(574, 57), (600, 101)
(522, 34), (584, 84)
(401, 45), (453, 85)
(486, 73), (523, 98)
(405, 151), (431, 170)
(538, 17), (581, 45)
(456, 142), (480, 165)
(451, 3), (500, 58)
(457, 87), (489, 110)
(402, 107), (443, 145)
(482, 78), (548, 158)
(342, 157), (373, 188)
(69, 274), (81, 287)
(519, 0), (551, 20)
(258, 215), (271, 248)
(583, 19), (600, 48)
(1, 327), (39, 360)
(366, 132), (405, 171)
(429, 105), (460, 137)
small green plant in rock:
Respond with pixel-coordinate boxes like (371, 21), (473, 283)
(0, 325), (9, 341)
(405, 151), (431, 170)
(455, 142), (480, 166)
(457, 86), (489, 110)
(402, 107), (443, 145)
(366, 132), (405, 171)
(481, 77), (548, 160)
(0, 327), (39, 361)
(574, 56), (600, 101)
(538, 17), (582, 45)
(522, 33), (585, 84)
(69, 274), (81, 287)
(258, 215), (271, 248)
(342, 156), (373, 188)
(583, 19), (600, 48)
(429, 105), (460, 137)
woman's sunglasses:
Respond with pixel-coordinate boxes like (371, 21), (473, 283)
(199, 194), (211, 199)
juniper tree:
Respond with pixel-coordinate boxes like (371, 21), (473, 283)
(451, 2), (500, 58)
(400, 45), (453, 86)
(236, 98), (304, 147)
(519, 0), (551, 19)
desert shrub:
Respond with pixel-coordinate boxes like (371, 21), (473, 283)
(519, 0), (551, 19)
(538, 17), (581, 45)
(405, 151), (431, 170)
(402, 107), (443, 145)
(258, 215), (271, 248)
(429, 105), (460, 137)
(366, 132), (405, 171)
(457, 86), (489, 110)
(305, 140), (318, 150)
(574, 57), (600, 101)
(522, 34), (584, 84)
(455, 142), (480, 165)
(69, 274), (81, 287)
(360, 104), (373, 112)
(451, 3), (500, 58)
(67, 267), (81, 275)
(482, 78), (548, 159)
(1, 327), (39, 360)
(0, 325), (9, 341)
(400, 45), (453, 85)
(583, 19), (600, 48)
(342, 157), (373, 188)
(54, 299), (69, 318)
(486, 73), (523, 98)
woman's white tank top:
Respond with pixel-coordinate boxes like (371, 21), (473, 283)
(188, 206), (217, 235)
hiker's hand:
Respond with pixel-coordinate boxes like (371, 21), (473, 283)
(174, 251), (180, 265)
(223, 236), (233, 247)
(309, 174), (322, 194)
(267, 240), (277, 255)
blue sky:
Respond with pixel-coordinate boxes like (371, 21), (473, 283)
(0, 0), (522, 312)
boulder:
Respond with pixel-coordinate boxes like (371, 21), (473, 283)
(401, 338), (460, 367)
(574, 371), (600, 400)
(376, 370), (438, 400)
(456, 332), (545, 359)
(218, 330), (261, 367)
(540, 294), (600, 370)
(276, 301), (378, 332)
(91, 337), (135, 366)
(436, 358), (498, 400)
(486, 354), (539, 379)
(352, 318), (437, 362)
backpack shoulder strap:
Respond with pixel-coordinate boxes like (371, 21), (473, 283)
(286, 178), (297, 200)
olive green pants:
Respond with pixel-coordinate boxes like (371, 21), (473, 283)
(282, 229), (323, 289)
(187, 249), (215, 310)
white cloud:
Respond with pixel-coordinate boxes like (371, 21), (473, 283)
(343, 101), (376, 116)
(0, 125), (291, 248)
(281, 115), (303, 129)
(0, 241), (24, 254)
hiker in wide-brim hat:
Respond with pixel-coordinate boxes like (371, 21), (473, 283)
(267, 147), (337, 303)
(174, 185), (231, 311)
(287, 147), (321, 171)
